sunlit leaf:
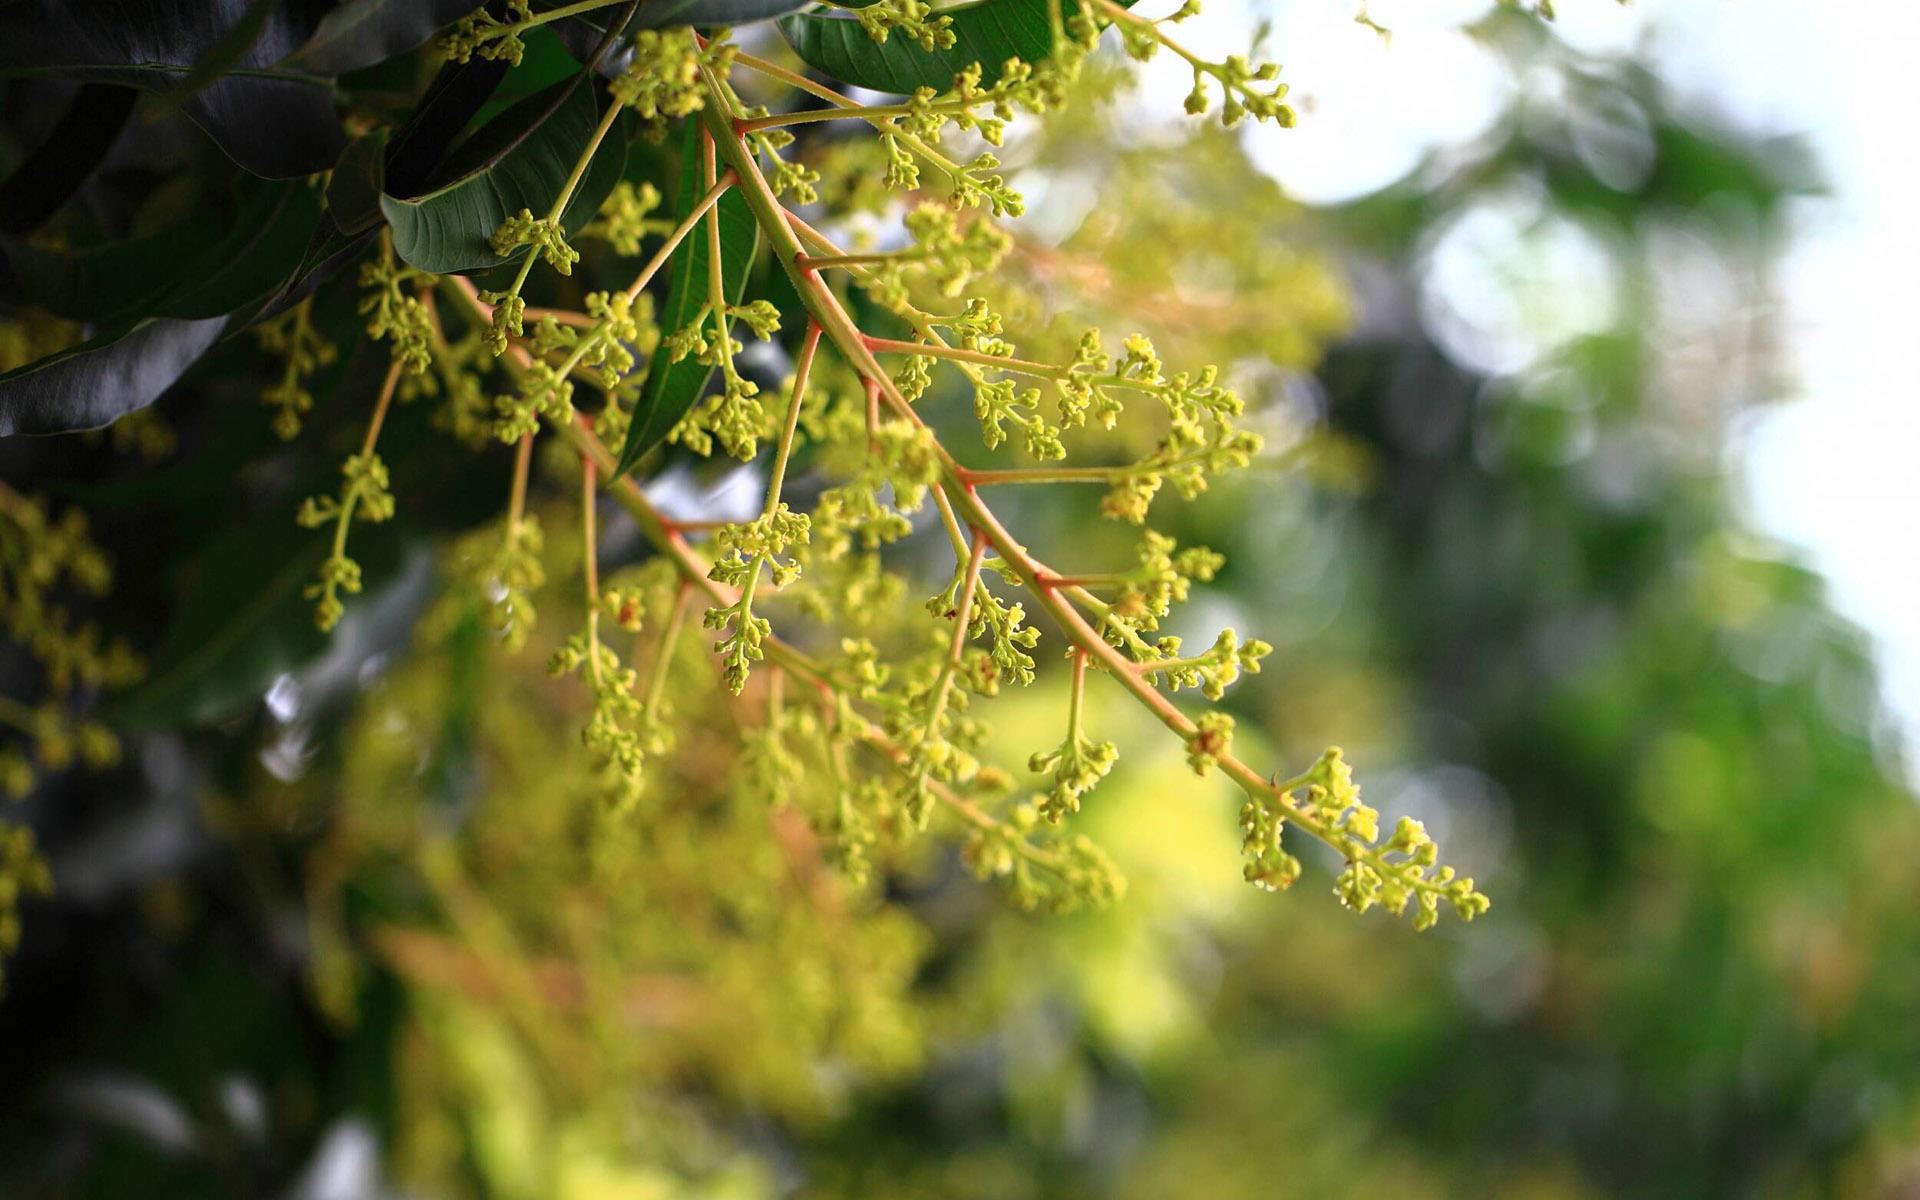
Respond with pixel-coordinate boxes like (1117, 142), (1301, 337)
(778, 0), (1069, 94)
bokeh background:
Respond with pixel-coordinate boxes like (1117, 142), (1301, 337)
(3, 1), (1918, 1197)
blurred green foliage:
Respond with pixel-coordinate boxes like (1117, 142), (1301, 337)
(1, 11), (1916, 1200)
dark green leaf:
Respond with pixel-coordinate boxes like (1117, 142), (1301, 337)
(327, 132), (390, 236)
(2, 215), (226, 325)
(0, 0), (345, 178)
(279, 0), (478, 75)
(109, 513), (417, 727)
(149, 0), (279, 119)
(381, 76), (630, 275)
(0, 84), (137, 235)
(615, 121), (760, 477)
(111, 530), (329, 727)
(234, 222), (380, 329)
(0, 180), (323, 435)
(473, 27), (596, 125)
(778, 0), (1062, 94)
(382, 55), (513, 199)
(2, 179), (324, 324)
(633, 0), (815, 29)
(0, 318), (227, 437)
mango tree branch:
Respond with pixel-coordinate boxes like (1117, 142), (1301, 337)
(691, 78), (1452, 888)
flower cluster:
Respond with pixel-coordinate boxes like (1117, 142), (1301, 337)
(1107, 0), (1296, 127)
(449, 515), (546, 653)
(0, 487), (143, 982)
(298, 450), (396, 632)
(1240, 748), (1492, 929)
(0, 0), (1504, 967)
(0, 489), (139, 697)
(859, 204), (1013, 310)
(960, 798), (1125, 912)
(358, 240), (432, 374)
(548, 624), (649, 809)
(744, 118), (824, 203)
(1145, 627), (1272, 700)
(504, 289), (649, 434)
(1185, 711), (1235, 775)
(964, 573), (1042, 690)
(1102, 339), (1264, 523)
(583, 181), (667, 256)
(255, 298), (337, 439)
(666, 299), (783, 460)
(705, 506), (811, 693)
(857, 0), (956, 51)
(1028, 721), (1117, 823)
(610, 28), (730, 123)
(439, 0), (536, 67)
(0, 487), (139, 803)
(493, 357), (576, 442)
(807, 420), (943, 567)
(491, 208), (579, 276)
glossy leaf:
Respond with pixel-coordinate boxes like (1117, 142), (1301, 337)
(477, 27), (600, 121)
(778, 0), (1063, 94)
(235, 222), (381, 328)
(545, 0), (810, 59)
(0, 0), (344, 178)
(0, 181), (323, 435)
(381, 76), (630, 275)
(3, 179), (323, 323)
(0, 318), (228, 437)
(148, 0), (281, 119)
(280, 0), (478, 75)
(615, 122), (760, 477)
(382, 55), (513, 198)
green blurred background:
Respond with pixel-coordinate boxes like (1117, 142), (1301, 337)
(3, 3), (1917, 1197)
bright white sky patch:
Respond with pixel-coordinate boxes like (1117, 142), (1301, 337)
(1239, 2), (1510, 204)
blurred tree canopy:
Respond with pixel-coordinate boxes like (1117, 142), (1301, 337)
(1, 5), (1915, 1199)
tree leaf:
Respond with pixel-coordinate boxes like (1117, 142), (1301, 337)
(1, 217), (227, 325)
(327, 131), (390, 236)
(0, 83), (137, 235)
(382, 55), (513, 199)
(109, 513), (418, 728)
(233, 221), (381, 329)
(475, 27), (597, 122)
(544, 0), (810, 60)
(777, 0), (1063, 94)
(3, 178), (323, 324)
(279, 0), (479, 76)
(0, 0), (345, 179)
(380, 76), (630, 275)
(615, 121), (760, 477)
(0, 180), (323, 435)
(111, 529), (330, 728)
(148, 0), (280, 120)
(632, 0), (816, 30)
(0, 318), (228, 437)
